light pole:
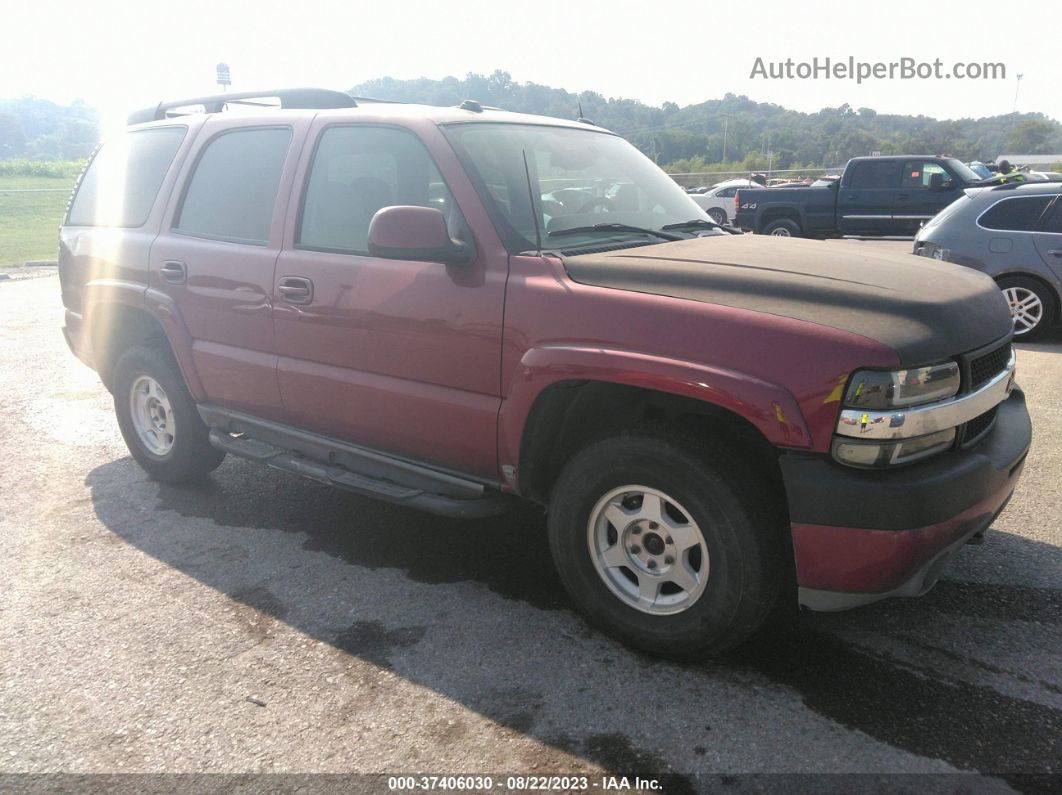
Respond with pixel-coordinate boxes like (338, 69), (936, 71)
(1012, 73), (1023, 113)
(722, 115), (730, 163)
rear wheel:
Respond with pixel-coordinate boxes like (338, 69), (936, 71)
(547, 429), (784, 658)
(997, 276), (1055, 340)
(761, 218), (801, 237)
(707, 208), (727, 226)
(113, 343), (225, 482)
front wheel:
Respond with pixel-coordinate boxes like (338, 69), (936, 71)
(113, 343), (226, 482)
(547, 429), (784, 658)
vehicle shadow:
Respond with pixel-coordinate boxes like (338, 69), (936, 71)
(85, 455), (1062, 787)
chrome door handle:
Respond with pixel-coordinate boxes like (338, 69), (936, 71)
(1047, 249), (1062, 257)
(278, 276), (313, 305)
(160, 260), (187, 284)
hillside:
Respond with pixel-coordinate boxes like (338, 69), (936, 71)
(352, 71), (1062, 172)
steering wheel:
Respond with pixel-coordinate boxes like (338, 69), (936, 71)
(577, 195), (616, 214)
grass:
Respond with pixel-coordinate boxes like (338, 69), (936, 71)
(0, 176), (74, 267)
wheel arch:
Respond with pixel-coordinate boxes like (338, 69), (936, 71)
(502, 347), (808, 503)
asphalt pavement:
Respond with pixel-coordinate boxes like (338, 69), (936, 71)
(0, 267), (1058, 793)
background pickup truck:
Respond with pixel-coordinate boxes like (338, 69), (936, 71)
(734, 155), (985, 238)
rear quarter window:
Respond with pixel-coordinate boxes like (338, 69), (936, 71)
(978, 196), (1053, 231)
(66, 126), (187, 228)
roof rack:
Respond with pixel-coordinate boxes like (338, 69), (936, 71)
(127, 88), (357, 125)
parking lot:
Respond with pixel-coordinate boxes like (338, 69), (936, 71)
(1, 256), (1059, 791)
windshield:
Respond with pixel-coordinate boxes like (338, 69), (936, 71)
(946, 159), (981, 183)
(441, 123), (715, 251)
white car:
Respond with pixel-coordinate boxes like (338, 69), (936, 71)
(690, 179), (761, 225)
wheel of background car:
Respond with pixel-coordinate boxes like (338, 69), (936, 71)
(113, 342), (226, 482)
(997, 276), (1056, 340)
(761, 218), (801, 237)
(707, 208), (727, 225)
(546, 427), (784, 658)
(577, 195), (616, 214)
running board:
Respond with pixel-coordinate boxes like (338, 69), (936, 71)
(200, 407), (511, 519)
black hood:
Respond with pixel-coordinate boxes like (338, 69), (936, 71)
(563, 235), (1013, 365)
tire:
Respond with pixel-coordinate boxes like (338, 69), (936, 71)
(707, 208), (727, 226)
(547, 428), (785, 658)
(997, 275), (1056, 341)
(113, 342), (225, 482)
(760, 218), (801, 237)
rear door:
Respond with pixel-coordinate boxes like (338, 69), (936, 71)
(150, 116), (309, 420)
(895, 160), (962, 234)
(273, 120), (507, 480)
(837, 159), (904, 235)
(1031, 194), (1062, 281)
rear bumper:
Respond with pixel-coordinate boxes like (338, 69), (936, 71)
(780, 389), (1031, 610)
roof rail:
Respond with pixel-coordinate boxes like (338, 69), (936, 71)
(127, 88), (356, 125)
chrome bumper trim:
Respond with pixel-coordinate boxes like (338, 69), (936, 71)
(836, 352), (1016, 440)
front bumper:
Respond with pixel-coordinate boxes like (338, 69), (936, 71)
(780, 389), (1031, 611)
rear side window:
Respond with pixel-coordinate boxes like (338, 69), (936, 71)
(848, 160), (902, 189)
(66, 127), (186, 227)
(298, 125), (460, 254)
(978, 196), (1053, 231)
(176, 127), (291, 245)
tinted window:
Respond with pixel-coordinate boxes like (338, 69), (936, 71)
(298, 126), (461, 254)
(176, 127), (291, 244)
(979, 196), (1053, 231)
(67, 127), (186, 227)
(902, 161), (950, 189)
(1038, 198), (1062, 233)
(848, 160), (902, 189)
(716, 187), (738, 198)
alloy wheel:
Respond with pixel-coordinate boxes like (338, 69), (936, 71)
(587, 485), (710, 615)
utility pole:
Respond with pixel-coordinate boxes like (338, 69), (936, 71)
(1012, 73), (1023, 113)
(722, 115), (729, 163)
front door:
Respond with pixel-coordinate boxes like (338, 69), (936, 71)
(151, 118), (306, 420)
(273, 121), (507, 480)
(895, 160), (961, 235)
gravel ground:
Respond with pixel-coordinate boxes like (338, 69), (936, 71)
(0, 270), (1059, 793)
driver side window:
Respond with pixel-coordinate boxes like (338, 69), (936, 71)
(902, 161), (950, 190)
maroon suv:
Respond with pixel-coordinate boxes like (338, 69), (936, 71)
(59, 89), (1031, 657)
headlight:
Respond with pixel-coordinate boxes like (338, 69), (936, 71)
(843, 361), (960, 410)
(832, 428), (957, 468)
(833, 361), (961, 468)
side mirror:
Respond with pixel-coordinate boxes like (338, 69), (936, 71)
(368, 206), (473, 265)
(928, 173), (945, 191)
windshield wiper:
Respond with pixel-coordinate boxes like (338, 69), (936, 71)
(547, 223), (682, 241)
(661, 219), (721, 231)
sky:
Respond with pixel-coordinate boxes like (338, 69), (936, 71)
(3, 0), (1060, 135)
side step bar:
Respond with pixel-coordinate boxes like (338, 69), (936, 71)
(200, 406), (512, 519)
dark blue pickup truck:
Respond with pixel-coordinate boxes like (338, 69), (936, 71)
(734, 156), (984, 238)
